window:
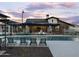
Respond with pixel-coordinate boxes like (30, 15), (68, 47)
(53, 18), (57, 24)
(48, 26), (52, 32)
(48, 18), (57, 24)
(48, 19), (53, 24)
(55, 26), (59, 31)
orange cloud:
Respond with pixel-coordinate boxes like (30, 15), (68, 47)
(31, 11), (48, 18)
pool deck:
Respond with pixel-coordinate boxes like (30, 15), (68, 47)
(0, 47), (53, 57)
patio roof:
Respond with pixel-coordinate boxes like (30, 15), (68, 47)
(10, 22), (60, 26)
(0, 13), (10, 18)
(26, 19), (48, 24)
(0, 19), (19, 25)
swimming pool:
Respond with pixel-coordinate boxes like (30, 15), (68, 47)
(6, 35), (73, 41)
(1, 35), (77, 47)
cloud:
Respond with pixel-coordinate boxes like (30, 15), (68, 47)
(26, 2), (77, 11)
(26, 2), (54, 11)
(68, 16), (79, 24)
(59, 2), (77, 8)
(0, 2), (79, 24)
(1, 2), (78, 19)
(31, 11), (48, 18)
(2, 11), (32, 19)
(0, 10), (4, 13)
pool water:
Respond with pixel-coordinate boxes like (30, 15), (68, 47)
(5, 35), (74, 47)
(46, 36), (73, 41)
(7, 35), (73, 41)
(1, 35), (79, 57)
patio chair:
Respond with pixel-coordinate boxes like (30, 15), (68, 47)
(39, 38), (47, 47)
(7, 37), (16, 47)
(30, 38), (37, 47)
(20, 37), (28, 47)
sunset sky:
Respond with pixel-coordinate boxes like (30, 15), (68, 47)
(0, 2), (79, 24)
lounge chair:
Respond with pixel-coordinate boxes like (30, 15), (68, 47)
(7, 37), (16, 47)
(30, 38), (37, 47)
(20, 37), (28, 47)
(39, 38), (47, 47)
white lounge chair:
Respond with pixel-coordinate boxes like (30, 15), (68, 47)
(7, 37), (16, 47)
(30, 38), (37, 47)
(39, 38), (47, 47)
(20, 37), (28, 47)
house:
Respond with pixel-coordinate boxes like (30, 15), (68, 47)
(0, 13), (19, 35)
(25, 15), (75, 34)
(0, 13), (75, 35)
(0, 13), (10, 35)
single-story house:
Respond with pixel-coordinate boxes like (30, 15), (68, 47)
(24, 15), (75, 34)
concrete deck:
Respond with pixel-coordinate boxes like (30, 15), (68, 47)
(0, 47), (53, 57)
